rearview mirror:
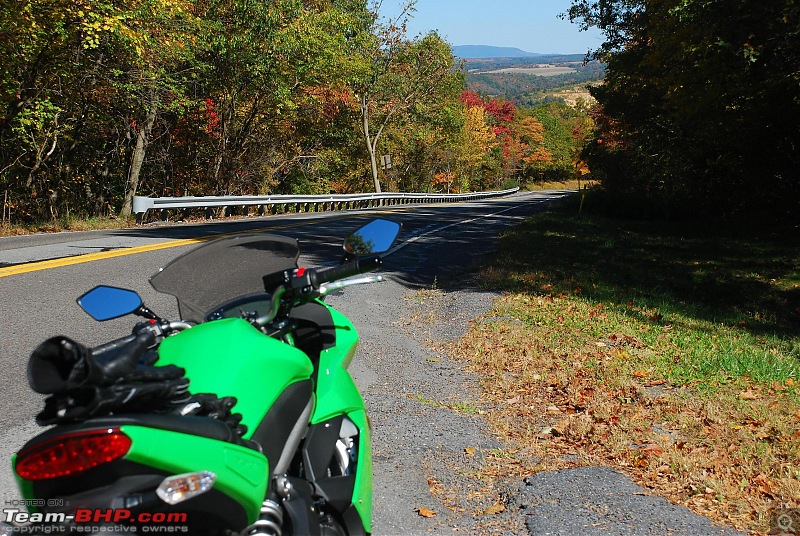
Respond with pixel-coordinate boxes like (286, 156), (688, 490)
(343, 219), (401, 256)
(77, 285), (143, 321)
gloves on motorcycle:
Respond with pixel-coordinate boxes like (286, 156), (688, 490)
(176, 393), (248, 437)
(28, 334), (184, 394)
(36, 377), (191, 425)
(29, 333), (191, 425)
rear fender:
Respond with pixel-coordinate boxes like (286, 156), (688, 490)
(121, 425), (268, 522)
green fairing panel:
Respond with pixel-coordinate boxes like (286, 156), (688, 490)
(312, 304), (362, 423)
(345, 409), (373, 533)
(313, 304), (372, 532)
(157, 319), (313, 438)
(122, 425), (267, 523)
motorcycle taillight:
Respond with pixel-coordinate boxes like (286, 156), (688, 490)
(15, 428), (132, 481)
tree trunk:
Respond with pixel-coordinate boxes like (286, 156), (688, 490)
(120, 88), (159, 216)
(361, 95), (382, 193)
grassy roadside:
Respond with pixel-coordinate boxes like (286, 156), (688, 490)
(452, 205), (800, 533)
(0, 216), (136, 237)
(523, 179), (598, 191)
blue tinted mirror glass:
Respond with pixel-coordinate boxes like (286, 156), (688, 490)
(344, 219), (401, 256)
(77, 286), (143, 321)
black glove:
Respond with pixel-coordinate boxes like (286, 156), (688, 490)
(28, 334), (182, 394)
(36, 377), (191, 425)
(28, 336), (93, 394)
(176, 393), (247, 436)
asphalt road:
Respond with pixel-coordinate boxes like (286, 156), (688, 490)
(0, 190), (743, 535)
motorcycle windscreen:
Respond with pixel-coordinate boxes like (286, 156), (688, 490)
(150, 233), (300, 322)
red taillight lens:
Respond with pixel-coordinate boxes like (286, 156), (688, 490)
(15, 428), (132, 481)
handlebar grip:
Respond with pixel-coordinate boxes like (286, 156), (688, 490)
(92, 330), (154, 356)
(92, 334), (138, 355)
(311, 256), (383, 286)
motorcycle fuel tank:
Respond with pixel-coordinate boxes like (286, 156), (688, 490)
(157, 318), (314, 438)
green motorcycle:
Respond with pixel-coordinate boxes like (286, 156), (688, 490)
(7, 218), (401, 536)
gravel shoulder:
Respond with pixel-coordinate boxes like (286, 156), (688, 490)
(329, 276), (746, 536)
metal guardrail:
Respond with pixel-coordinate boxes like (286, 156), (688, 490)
(132, 188), (520, 222)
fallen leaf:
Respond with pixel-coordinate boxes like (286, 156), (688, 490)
(634, 370), (648, 378)
(786, 378), (795, 387)
(483, 502), (505, 515)
(753, 474), (774, 496)
(640, 444), (664, 456)
(416, 507), (436, 518)
(538, 426), (557, 438)
(644, 379), (667, 387)
(739, 389), (759, 400)
(465, 447), (476, 456)
(505, 395), (521, 405)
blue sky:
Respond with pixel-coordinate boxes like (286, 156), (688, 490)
(378, 0), (604, 55)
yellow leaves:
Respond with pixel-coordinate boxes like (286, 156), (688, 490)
(482, 502), (505, 515)
(464, 447), (477, 456)
(415, 507), (436, 518)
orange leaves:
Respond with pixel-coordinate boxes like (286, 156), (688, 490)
(433, 172), (455, 186)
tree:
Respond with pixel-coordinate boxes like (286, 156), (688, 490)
(351, 3), (462, 192)
(0, 0), (204, 219)
(568, 0), (800, 219)
(456, 105), (497, 190)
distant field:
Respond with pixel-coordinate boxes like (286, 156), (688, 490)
(476, 64), (577, 77)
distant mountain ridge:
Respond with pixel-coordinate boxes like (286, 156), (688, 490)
(452, 45), (542, 59)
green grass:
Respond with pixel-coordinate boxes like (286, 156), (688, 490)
(481, 211), (800, 389)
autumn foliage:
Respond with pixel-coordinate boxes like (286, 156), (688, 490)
(568, 0), (800, 220)
(0, 0), (594, 225)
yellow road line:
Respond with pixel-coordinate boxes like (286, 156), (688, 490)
(0, 214), (362, 279)
(0, 238), (207, 278)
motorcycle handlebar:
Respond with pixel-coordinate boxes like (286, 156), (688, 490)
(310, 256), (383, 286)
(90, 323), (171, 357)
(91, 333), (141, 356)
